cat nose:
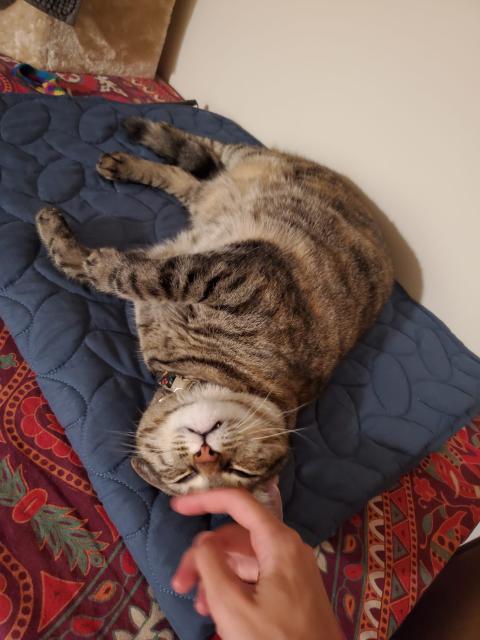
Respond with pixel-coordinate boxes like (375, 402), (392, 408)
(194, 444), (219, 464)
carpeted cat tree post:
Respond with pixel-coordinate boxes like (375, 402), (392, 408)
(0, 0), (176, 77)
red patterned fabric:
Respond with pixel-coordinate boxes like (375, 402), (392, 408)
(0, 53), (182, 103)
(316, 419), (480, 638)
(0, 54), (479, 640)
(0, 321), (177, 640)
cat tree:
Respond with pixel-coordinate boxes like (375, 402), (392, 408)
(0, 0), (176, 78)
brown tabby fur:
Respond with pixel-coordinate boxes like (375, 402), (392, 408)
(36, 117), (393, 496)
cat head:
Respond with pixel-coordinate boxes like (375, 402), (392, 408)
(131, 384), (288, 496)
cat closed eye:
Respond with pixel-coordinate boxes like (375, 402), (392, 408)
(228, 467), (259, 478)
(171, 466), (257, 483)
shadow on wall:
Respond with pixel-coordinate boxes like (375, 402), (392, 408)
(343, 176), (423, 302)
(342, 177), (423, 302)
(158, 0), (198, 81)
(376, 209), (423, 302)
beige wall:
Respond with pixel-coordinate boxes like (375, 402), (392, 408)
(161, 0), (480, 354)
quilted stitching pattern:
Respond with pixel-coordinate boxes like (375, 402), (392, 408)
(0, 94), (479, 640)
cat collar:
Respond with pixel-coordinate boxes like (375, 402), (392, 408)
(158, 371), (197, 397)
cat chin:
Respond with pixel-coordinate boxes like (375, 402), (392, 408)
(136, 383), (288, 456)
(139, 384), (284, 426)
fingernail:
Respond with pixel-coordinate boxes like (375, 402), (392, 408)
(193, 531), (209, 547)
(171, 575), (181, 591)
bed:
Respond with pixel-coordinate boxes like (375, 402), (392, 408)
(0, 52), (479, 640)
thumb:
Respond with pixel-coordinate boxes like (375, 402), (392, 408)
(194, 537), (251, 616)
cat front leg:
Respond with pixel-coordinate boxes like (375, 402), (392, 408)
(37, 209), (271, 309)
(36, 207), (91, 283)
(36, 207), (143, 299)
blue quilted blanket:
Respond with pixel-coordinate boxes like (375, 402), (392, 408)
(1, 94), (479, 640)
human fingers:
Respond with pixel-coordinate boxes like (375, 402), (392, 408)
(171, 545), (198, 594)
(210, 523), (259, 582)
(173, 525), (258, 591)
(193, 536), (252, 616)
(172, 533), (227, 594)
(174, 525), (257, 586)
(194, 580), (210, 617)
(172, 530), (220, 594)
(171, 489), (282, 547)
(208, 522), (254, 555)
(171, 489), (303, 572)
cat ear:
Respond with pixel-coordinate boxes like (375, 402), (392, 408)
(131, 456), (165, 491)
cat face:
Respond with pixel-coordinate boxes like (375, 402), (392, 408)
(131, 384), (288, 495)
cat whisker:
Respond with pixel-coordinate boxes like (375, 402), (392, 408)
(235, 418), (287, 435)
(251, 433), (292, 442)
(279, 400), (312, 416)
(251, 433), (277, 441)
(235, 394), (309, 436)
(233, 416), (265, 435)
(250, 426), (311, 443)
(234, 395), (269, 433)
(115, 436), (179, 456)
(253, 425), (309, 434)
(235, 394), (272, 434)
(102, 429), (139, 436)
(108, 443), (136, 453)
(110, 446), (136, 454)
(233, 401), (312, 437)
(232, 401), (311, 439)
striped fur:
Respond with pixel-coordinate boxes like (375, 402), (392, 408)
(36, 118), (393, 496)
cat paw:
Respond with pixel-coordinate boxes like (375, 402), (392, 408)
(36, 206), (88, 279)
(96, 152), (137, 182)
(35, 206), (71, 246)
(122, 116), (149, 144)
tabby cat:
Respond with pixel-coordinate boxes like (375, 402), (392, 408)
(36, 117), (393, 497)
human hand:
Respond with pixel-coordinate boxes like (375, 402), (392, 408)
(171, 489), (343, 640)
